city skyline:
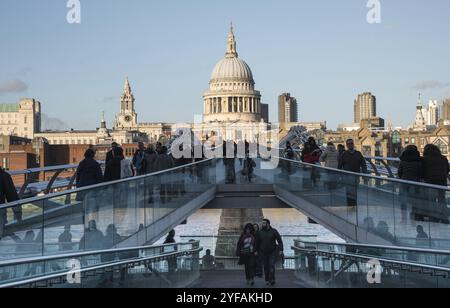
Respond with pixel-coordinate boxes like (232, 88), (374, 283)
(1, 0), (450, 130)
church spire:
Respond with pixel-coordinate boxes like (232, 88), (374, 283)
(124, 76), (132, 94)
(226, 22), (238, 58)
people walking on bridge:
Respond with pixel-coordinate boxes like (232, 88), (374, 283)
(75, 149), (103, 202)
(164, 230), (177, 273)
(143, 144), (159, 174)
(320, 142), (339, 169)
(320, 142), (340, 191)
(143, 144), (159, 204)
(106, 142), (119, 165)
(236, 223), (256, 286)
(0, 167), (21, 238)
(422, 144), (449, 224)
(301, 137), (322, 187)
(79, 220), (104, 251)
(255, 219), (283, 286)
(242, 155), (256, 183)
(253, 223), (263, 278)
(202, 249), (216, 270)
(58, 225), (73, 252)
(104, 147), (123, 182)
(223, 141), (237, 184)
(155, 146), (174, 204)
(132, 142), (146, 176)
(398, 145), (423, 223)
(338, 139), (367, 208)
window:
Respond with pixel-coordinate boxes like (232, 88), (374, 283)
(411, 138), (416, 144)
(434, 139), (448, 155)
(405, 138), (409, 145)
(2, 158), (9, 170)
(24, 116), (27, 124)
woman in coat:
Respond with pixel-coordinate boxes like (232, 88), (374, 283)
(397, 145), (423, 223)
(421, 144), (449, 224)
(236, 223), (256, 286)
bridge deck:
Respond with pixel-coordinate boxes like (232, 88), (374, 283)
(191, 270), (306, 289)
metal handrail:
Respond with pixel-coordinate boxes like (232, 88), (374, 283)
(0, 246), (203, 288)
(292, 246), (450, 274)
(0, 158), (214, 211)
(0, 241), (200, 267)
(293, 239), (450, 256)
(277, 156), (450, 191)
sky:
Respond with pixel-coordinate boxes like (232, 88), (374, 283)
(0, 0), (450, 130)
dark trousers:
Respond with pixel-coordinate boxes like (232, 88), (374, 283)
(346, 186), (358, 207)
(255, 254), (263, 277)
(242, 255), (255, 281)
(261, 252), (277, 282)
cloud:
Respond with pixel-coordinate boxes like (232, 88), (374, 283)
(103, 96), (117, 103)
(41, 114), (70, 131)
(412, 80), (450, 90)
(0, 80), (28, 94)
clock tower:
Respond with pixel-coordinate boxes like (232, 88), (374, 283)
(115, 77), (138, 129)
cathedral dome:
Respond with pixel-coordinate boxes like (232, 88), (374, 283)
(211, 58), (254, 82)
(209, 23), (254, 84)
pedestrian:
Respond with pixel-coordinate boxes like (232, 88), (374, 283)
(398, 145), (423, 223)
(164, 230), (177, 273)
(301, 137), (322, 187)
(155, 146), (174, 204)
(76, 149), (103, 187)
(338, 139), (368, 207)
(75, 149), (103, 202)
(202, 249), (216, 270)
(104, 147), (123, 182)
(106, 142), (119, 165)
(255, 219), (283, 286)
(422, 144), (449, 224)
(58, 225), (73, 252)
(253, 223), (263, 278)
(132, 142), (146, 176)
(236, 223), (256, 286)
(320, 142), (339, 169)
(143, 144), (159, 174)
(0, 167), (20, 238)
(242, 155), (256, 183)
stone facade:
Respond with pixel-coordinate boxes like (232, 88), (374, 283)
(0, 98), (41, 139)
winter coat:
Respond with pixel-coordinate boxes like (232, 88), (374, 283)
(398, 148), (423, 182)
(132, 150), (146, 175)
(422, 155), (449, 186)
(76, 158), (103, 188)
(301, 143), (321, 164)
(143, 152), (159, 174)
(236, 234), (256, 265)
(255, 227), (283, 255)
(320, 145), (339, 169)
(338, 150), (368, 173)
(0, 169), (19, 204)
(155, 154), (174, 172)
(121, 159), (134, 179)
(104, 157), (122, 182)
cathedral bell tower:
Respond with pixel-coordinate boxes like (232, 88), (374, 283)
(115, 77), (138, 130)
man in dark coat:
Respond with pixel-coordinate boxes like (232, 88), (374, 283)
(132, 142), (146, 176)
(338, 139), (368, 207)
(75, 149), (103, 202)
(0, 168), (20, 238)
(422, 144), (449, 224)
(76, 149), (103, 188)
(105, 142), (119, 165)
(255, 219), (283, 286)
(398, 145), (423, 222)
